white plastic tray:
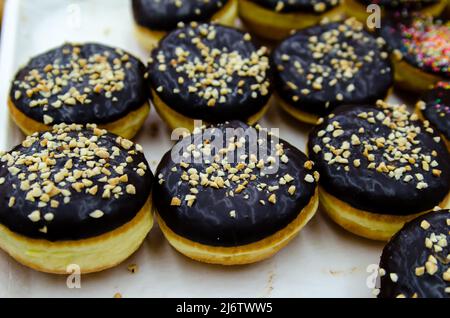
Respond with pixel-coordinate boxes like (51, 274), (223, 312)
(0, 0), (399, 298)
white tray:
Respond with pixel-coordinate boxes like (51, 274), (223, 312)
(0, 0), (403, 298)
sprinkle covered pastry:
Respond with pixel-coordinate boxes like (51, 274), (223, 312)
(378, 209), (450, 298)
(147, 23), (272, 130)
(153, 121), (319, 265)
(132, 0), (237, 50)
(308, 101), (450, 240)
(417, 82), (450, 148)
(238, 0), (345, 41)
(272, 19), (393, 124)
(9, 43), (150, 139)
(0, 124), (154, 274)
(380, 16), (450, 92)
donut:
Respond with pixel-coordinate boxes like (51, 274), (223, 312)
(416, 82), (450, 150)
(132, 0), (238, 50)
(380, 15), (450, 93)
(147, 23), (272, 131)
(378, 209), (450, 298)
(272, 18), (393, 125)
(238, 0), (345, 41)
(9, 43), (150, 139)
(153, 121), (319, 265)
(345, 0), (447, 24)
(446, 0), (450, 18)
(0, 0), (4, 23)
(308, 101), (450, 241)
(0, 124), (154, 274)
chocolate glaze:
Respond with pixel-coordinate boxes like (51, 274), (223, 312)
(380, 16), (450, 79)
(379, 210), (450, 298)
(132, 0), (229, 32)
(0, 126), (153, 241)
(148, 24), (272, 123)
(356, 0), (440, 11)
(272, 21), (393, 118)
(308, 104), (450, 215)
(10, 43), (150, 125)
(420, 82), (450, 140)
(248, 0), (341, 13)
(154, 121), (318, 247)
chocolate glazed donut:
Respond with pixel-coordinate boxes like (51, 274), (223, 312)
(153, 121), (319, 265)
(0, 124), (154, 274)
(378, 209), (450, 298)
(379, 15), (450, 92)
(9, 43), (150, 139)
(245, 0), (341, 13)
(132, 0), (232, 31)
(308, 101), (450, 241)
(147, 23), (272, 130)
(272, 18), (393, 124)
(417, 82), (450, 149)
(355, 0), (442, 11)
(132, 0), (238, 50)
